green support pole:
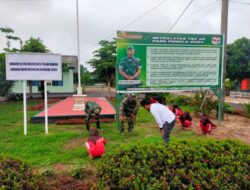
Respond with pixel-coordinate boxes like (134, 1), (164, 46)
(116, 93), (120, 131)
(212, 88), (223, 126)
(218, 89), (223, 126)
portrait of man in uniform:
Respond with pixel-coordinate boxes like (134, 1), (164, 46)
(119, 46), (142, 80)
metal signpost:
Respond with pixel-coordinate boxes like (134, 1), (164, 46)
(6, 53), (62, 135)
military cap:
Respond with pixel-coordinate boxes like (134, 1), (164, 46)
(126, 46), (134, 51)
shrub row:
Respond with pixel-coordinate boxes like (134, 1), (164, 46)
(0, 156), (45, 190)
(98, 140), (250, 190)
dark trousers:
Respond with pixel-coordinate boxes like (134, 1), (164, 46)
(162, 119), (176, 142)
(86, 113), (100, 131)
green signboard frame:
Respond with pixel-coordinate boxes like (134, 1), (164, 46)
(116, 31), (224, 126)
(116, 31), (223, 93)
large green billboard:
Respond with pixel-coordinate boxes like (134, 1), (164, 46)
(116, 31), (224, 93)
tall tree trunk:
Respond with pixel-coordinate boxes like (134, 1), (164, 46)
(107, 74), (114, 93)
(105, 73), (111, 93)
(29, 81), (33, 99)
(107, 80), (111, 92)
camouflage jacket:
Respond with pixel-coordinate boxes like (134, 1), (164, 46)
(85, 101), (101, 114)
(119, 96), (139, 115)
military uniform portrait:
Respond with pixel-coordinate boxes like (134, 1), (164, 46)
(119, 46), (142, 81)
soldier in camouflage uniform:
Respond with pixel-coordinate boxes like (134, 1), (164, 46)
(119, 94), (139, 133)
(85, 100), (102, 131)
(119, 46), (142, 80)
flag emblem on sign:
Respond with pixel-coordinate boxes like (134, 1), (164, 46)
(212, 36), (221, 45)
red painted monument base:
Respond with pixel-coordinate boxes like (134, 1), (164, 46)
(31, 96), (116, 123)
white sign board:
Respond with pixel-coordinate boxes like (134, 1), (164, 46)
(6, 53), (62, 80)
(146, 47), (220, 86)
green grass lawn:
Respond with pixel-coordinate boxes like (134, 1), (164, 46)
(0, 99), (206, 170)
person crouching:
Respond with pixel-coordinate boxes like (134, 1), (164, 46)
(179, 111), (193, 129)
(172, 104), (184, 127)
(85, 127), (106, 159)
(199, 113), (217, 134)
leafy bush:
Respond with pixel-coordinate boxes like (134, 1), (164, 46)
(98, 140), (250, 190)
(225, 78), (237, 94)
(0, 156), (45, 190)
(145, 93), (193, 106)
(6, 93), (23, 101)
(192, 91), (217, 115)
(224, 103), (234, 114)
(243, 103), (250, 118)
(70, 165), (91, 180)
(165, 93), (193, 106)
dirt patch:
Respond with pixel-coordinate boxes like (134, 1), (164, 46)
(34, 164), (73, 175)
(225, 96), (250, 104)
(48, 176), (87, 190)
(46, 167), (98, 190)
(64, 138), (87, 150)
(53, 163), (73, 174)
(47, 175), (98, 190)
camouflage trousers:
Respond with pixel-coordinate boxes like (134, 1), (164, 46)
(86, 113), (100, 131)
(120, 112), (134, 133)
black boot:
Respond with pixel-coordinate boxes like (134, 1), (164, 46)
(96, 121), (101, 129)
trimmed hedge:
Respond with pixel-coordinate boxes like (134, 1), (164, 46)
(98, 140), (250, 190)
(0, 156), (45, 190)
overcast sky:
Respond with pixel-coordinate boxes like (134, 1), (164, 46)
(0, 0), (249, 70)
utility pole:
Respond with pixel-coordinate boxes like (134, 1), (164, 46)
(76, 0), (82, 95)
(220, 0), (229, 120)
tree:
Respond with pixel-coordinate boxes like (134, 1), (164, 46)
(88, 39), (116, 91)
(21, 37), (49, 53)
(225, 78), (237, 94)
(0, 27), (20, 97)
(80, 65), (92, 85)
(226, 37), (250, 82)
(0, 53), (13, 96)
(21, 37), (50, 99)
(0, 27), (22, 51)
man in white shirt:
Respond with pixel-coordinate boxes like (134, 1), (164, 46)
(140, 98), (176, 143)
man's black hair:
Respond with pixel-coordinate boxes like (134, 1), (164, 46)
(172, 104), (179, 108)
(152, 96), (163, 104)
(140, 98), (151, 106)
